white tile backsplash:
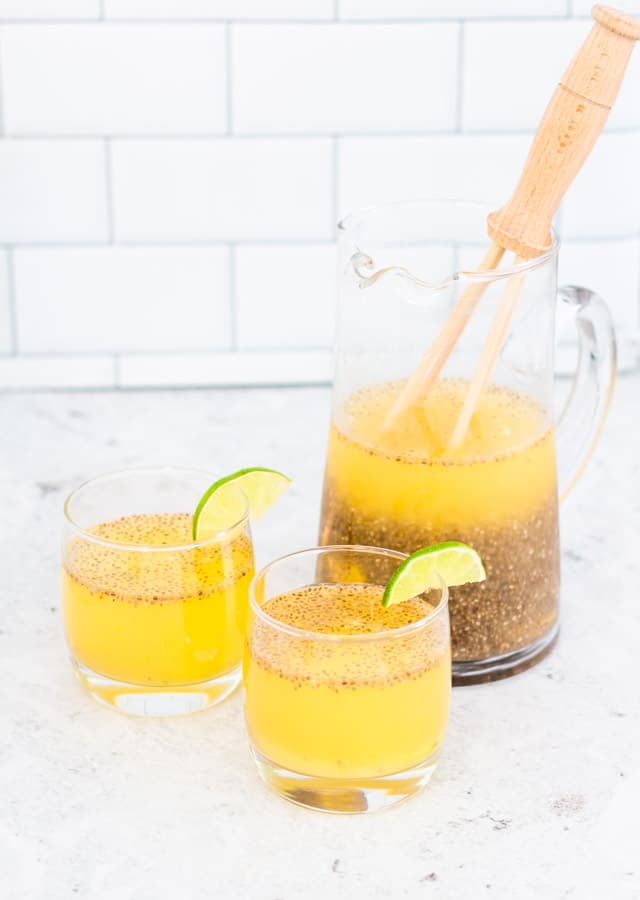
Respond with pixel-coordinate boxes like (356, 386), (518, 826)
(14, 247), (231, 352)
(112, 139), (333, 241)
(0, 0), (99, 18)
(106, 0), (334, 19)
(0, 4), (637, 388)
(1, 24), (227, 134)
(0, 141), (108, 242)
(232, 23), (459, 133)
(340, 0), (569, 17)
(236, 244), (335, 349)
(0, 251), (11, 353)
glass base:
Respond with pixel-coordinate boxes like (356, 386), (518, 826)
(452, 621), (559, 686)
(251, 748), (440, 814)
(71, 658), (241, 716)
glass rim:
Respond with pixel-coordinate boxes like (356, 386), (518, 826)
(337, 197), (560, 281)
(249, 544), (449, 643)
(63, 465), (250, 552)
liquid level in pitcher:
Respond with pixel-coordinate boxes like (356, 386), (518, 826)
(63, 512), (254, 688)
(320, 380), (560, 662)
(244, 582), (450, 780)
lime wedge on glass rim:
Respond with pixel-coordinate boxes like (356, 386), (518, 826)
(192, 467), (291, 540)
(382, 541), (486, 608)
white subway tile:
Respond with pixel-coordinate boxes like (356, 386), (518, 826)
(0, 1), (99, 18)
(1, 24), (226, 135)
(106, 0), (333, 19)
(338, 134), (531, 217)
(236, 244), (335, 349)
(0, 355), (115, 389)
(341, 0), (568, 17)
(0, 251), (11, 353)
(559, 239), (640, 331)
(14, 247), (230, 353)
(119, 350), (333, 387)
(112, 139), (333, 241)
(561, 133), (640, 239)
(0, 141), (107, 243)
(232, 23), (459, 133)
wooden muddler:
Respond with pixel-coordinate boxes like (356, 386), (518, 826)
(488, 4), (640, 260)
(385, 5), (640, 440)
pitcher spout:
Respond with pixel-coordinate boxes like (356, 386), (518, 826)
(348, 251), (453, 305)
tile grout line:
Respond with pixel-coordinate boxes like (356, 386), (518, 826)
(554, 202), (565, 241)
(6, 248), (18, 356)
(226, 23), (233, 135)
(333, 0), (340, 21)
(0, 378), (334, 395)
(636, 237), (640, 341)
(3, 232), (640, 250)
(7, 348), (334, 359)
(113, 353), (121, 389)
(0, 238), (340, 249)
(452, 243), (460, 275)
(104, 138), (115, 243)
(229, 243), (238, 350)
(0, 16), (586, 25)
(331, 135), (338, 232)
(0, 33), (4, 137)
(455, 21), (465, 133)
(3, 125), (640, 139)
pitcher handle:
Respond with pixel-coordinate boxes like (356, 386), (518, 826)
(555, 285), (617, 501)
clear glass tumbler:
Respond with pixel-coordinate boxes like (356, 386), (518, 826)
(62, 467), (254, 716)
(244, 545), (450, 814)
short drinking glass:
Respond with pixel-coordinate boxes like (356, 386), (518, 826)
(244, 545), (450, 813)
(62, 467), (254, 716)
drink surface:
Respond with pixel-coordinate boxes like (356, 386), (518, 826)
(63, 512), (254, 686)
(320, 380), (560, 662)
(244, 582), (450, 779)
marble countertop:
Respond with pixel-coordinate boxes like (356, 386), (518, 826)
(1, 375), (639, 900)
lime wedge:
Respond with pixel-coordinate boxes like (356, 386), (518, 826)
(192, 467), (291, 540)
(382, 541), (486, 608)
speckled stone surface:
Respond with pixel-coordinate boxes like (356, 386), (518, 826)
(1, 377), (638, 900)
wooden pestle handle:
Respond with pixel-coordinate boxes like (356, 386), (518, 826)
(487, 5), (640, 260)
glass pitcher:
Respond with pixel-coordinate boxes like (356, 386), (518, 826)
(319, 200), (615, 684)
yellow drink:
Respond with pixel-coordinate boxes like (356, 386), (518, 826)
(320, 380), (560, 663)
(245, 582), (450, 780)
(63, 512), (254, 688)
